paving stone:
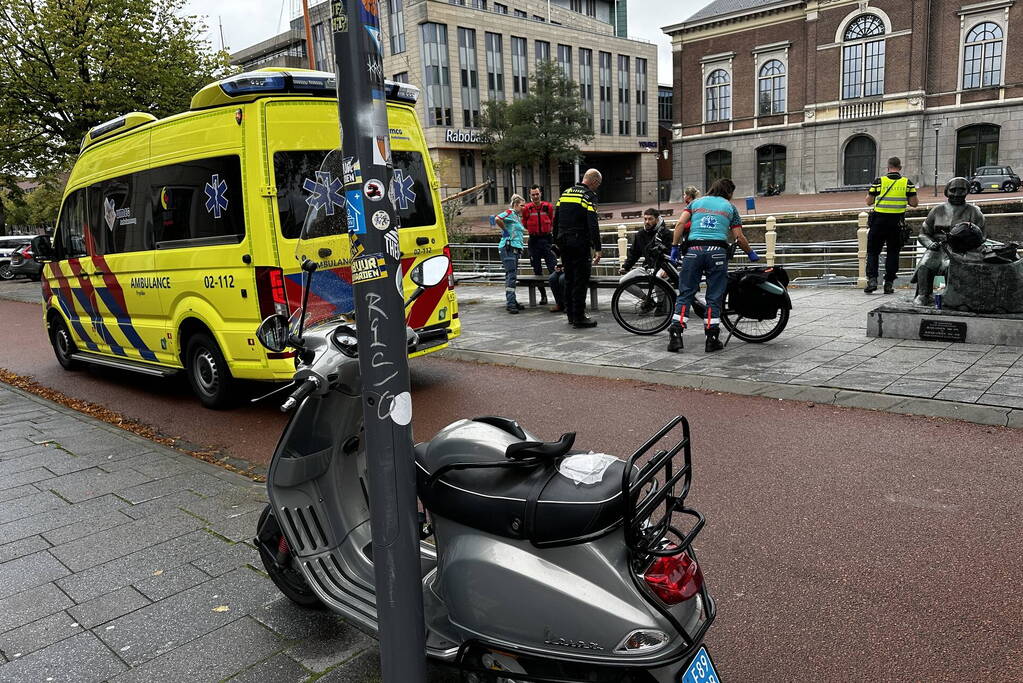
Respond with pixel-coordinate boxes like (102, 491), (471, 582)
(44, 467), (152, 503)
(67, 586), (151, 629)
(0, 495), (126, 545)
(0, 485), (39, 504)
(49, 509), (204, 572)
(201, 509), (264, 545)
(121, 489), (205, 520)
(191, 541), (259, 577)
(0, 535), (50, 564)
(0, 490), (67, 525)
(108, 616), (286, 683)
(132, 564), (211, 602)
(100, 452), (194, 479)
(0, 551), (70, 601)
(0, 583), (74, 633)
(51, 433), (152, 460)
(0, 609), (82, 659)
(315, 648), (381, 682)
(95, 567), (279, 666)
(934, 386), (985, 403)
(827, 371), (899, 392)
(987, 377), (1023, 397)
(226, 652), (310, 683)
(42, 510), (134, 546)
(0, 631), (127, 683)
(0, 468), (55, 491)
(882, 379), (946, 399)
(115, 471), (236, 505)
(978, 393), (1023, 409)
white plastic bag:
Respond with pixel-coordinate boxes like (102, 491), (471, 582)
(558, 452), (619, 486)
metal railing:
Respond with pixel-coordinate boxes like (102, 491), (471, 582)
(452, 211), (1023, 286)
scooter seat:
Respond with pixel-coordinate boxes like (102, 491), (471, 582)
(415, 417), (630, 546)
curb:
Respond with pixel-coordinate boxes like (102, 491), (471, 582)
(437, 348), (1023, 429)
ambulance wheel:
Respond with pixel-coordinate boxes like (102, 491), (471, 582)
(49, 316), (80, 370)
(186, 332), (235, 409)
(256, 506), (322, 608)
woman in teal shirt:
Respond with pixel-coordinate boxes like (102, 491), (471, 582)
(496, 194), (526, 313)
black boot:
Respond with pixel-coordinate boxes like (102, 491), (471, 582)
(883, 280), (895, 294)
(539, 288), (549, 305)
(666, 324), (684, 353)
(864, 277), (878, 294)
(705, 328), (724, 353)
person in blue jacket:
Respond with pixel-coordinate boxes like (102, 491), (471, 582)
(666, 178), (759, 353)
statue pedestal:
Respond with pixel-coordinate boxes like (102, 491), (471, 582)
(867, 301), (1023, 345)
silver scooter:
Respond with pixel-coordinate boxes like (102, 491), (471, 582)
(252, 253), (717, 682)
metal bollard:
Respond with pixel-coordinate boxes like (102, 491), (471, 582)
(617, 224), (628, 269)
(765, 215), (777, 266)
(856, 211), (869, 288)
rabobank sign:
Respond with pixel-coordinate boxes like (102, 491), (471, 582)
(444, 129), (489, 144)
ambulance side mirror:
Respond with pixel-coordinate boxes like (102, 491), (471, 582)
(31, 235), (53, 263)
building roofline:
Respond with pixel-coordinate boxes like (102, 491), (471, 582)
(661, 0), (804, 35)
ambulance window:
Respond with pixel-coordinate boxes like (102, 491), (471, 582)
(54, 189), (88, 260)
(391, 151), (435, 228)
(273, 150), (333, 240)
(86, 174), (150, 255)
(149, 156), (245, 248)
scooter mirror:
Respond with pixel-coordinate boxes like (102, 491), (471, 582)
(410, 254), (450, 288)
(256, 314), (290, 352)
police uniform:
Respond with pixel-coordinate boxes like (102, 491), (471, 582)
(553, 183), (601, 324)
(867, 172), (916, 286)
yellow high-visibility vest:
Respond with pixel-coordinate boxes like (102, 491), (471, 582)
(874, 176), (911, 214)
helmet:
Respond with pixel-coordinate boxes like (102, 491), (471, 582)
(944, 177), (969, 206)
(946, 222), (985, 253)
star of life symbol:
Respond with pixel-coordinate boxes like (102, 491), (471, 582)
(699, 215), (717, 230)
(391, 170), (416, 211)
(303, 171), (345, 216)
(204, 174), (229, 219)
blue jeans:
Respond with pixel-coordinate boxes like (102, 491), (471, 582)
(673, 246), (728, 331)
(501, 245), (520, 308)
(528, 234), (558, 278)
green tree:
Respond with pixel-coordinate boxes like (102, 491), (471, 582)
(0, 0), (231, 180)
(481, 60), (592, 195)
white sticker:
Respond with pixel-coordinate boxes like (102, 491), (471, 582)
(364, 178), (385, 201)
(388, 391), (412, 426)
(384, 230), (401, 261)
(372, 210), (391, 230)
(103, 198), (116, 230)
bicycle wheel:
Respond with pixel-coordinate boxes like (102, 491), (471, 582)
(721, 295), (790, 343)
(611, 276), (676, 335)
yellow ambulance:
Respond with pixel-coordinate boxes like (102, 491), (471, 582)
(36, 69), (460, 408)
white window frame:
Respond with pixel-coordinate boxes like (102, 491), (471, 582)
(701, 53), (734, 125)
(753, 44), (789, 116)
(957, 7), (1009, 92)
(839, 12), (888, 100)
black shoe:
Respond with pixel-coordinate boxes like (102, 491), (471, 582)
(864, 277), (878, 294)
(539, 293), (549, 305)
(883, 281), (895, 294)
(572, 317), (597, 328)
(705, 330), (724, 353)
(667, 325), (684, 353)
(515, 303), (525, 310)
(507, 307), (519, 314)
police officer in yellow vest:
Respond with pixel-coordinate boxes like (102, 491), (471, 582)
(864, 156), (918, 293)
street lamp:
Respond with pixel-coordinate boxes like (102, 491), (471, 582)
(932, 120), (945, 196)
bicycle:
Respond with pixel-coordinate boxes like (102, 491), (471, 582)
(611, 243), (792, 343)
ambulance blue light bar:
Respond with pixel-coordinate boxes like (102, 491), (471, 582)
(191, 69), (419, 109)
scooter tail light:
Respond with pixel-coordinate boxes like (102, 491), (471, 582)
(643, 551), (703, 605)
(614, 629), (670, 654)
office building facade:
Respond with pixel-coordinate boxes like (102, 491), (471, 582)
(664, 0), (1023, 196)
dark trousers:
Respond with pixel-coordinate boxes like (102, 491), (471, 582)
(561, 244), (591, 322)
(548, 270), (565, 308)
(866, 213), (904, 282)
(528, 235), (558, 277)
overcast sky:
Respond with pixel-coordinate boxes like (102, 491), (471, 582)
(183, 0), (709, 85)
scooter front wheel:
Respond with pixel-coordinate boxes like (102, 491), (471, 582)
(256, 505), (323, 608)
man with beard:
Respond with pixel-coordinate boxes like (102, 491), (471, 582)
(911, 177), (985, 306)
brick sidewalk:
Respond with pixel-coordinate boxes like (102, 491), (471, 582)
(0, 385), (461, 682)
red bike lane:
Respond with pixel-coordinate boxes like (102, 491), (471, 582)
(1, 295), (1021, 680)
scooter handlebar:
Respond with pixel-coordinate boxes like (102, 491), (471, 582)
(281, 377), (320, 412)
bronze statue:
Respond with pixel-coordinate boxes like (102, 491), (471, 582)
(911, 177), (985, 306)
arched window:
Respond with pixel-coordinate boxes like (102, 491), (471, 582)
(758, 60), (786, 115)
(756, 145), (786, 194)
(705, 150), (732, 189)
(705, 69), (731, 122)
(963, 22), (1003, 89)
(842, 15), (885, 99)
(843, 135), (877, 186)
(955, 124), (1000, 178)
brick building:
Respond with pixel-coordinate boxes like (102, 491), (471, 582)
(663, 0), (1023, 196)
(232, 0), (660, 214)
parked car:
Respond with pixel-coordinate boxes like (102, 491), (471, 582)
(969, 166), (1021, 193)
(0, 236), (32, 280)
(10, 244), (42, 281)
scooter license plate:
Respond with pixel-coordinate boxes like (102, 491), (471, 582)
(679, 646), (720, 683)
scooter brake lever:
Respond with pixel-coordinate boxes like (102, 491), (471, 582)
(250, 381), (295, 404)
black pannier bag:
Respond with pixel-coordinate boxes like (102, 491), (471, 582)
(729, 266), (788, 320)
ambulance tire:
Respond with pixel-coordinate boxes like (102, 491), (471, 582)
(186, 332), (236, 409)
(49, 316), (80, 370)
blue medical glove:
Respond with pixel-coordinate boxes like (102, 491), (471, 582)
(669, 245), (680, 263)
(747, 251), (761, 262)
